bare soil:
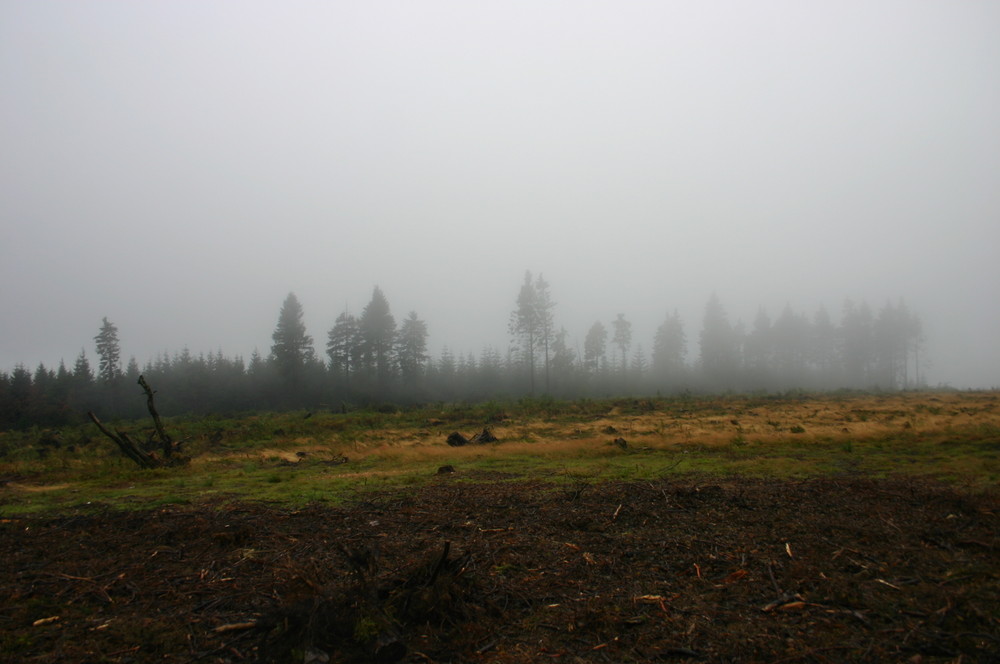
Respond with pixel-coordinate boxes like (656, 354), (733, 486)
(1, 475), (998, 663)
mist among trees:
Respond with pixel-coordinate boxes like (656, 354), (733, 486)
(0, 273), (927, 428)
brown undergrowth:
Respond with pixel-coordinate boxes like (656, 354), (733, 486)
(1, 475), (997, 663)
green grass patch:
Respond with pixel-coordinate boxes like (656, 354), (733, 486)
(2, 392), (998, 515)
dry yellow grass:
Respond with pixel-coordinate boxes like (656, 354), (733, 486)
(5, 482), (72, 493)
(253, 391), (1000, 468)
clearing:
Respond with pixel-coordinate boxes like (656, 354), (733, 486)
(0, 392), (998, 662)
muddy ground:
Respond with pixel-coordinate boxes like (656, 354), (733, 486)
(1, 475), (998, 663)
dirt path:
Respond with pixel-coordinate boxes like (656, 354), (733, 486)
(1, 476), (997, 663)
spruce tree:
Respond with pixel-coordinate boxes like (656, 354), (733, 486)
(94, 317), (121, 385)
(270, 293), (315, 380)
(327, 312), (362, 384)
(359, 286), (397, 389)
(73, 349), (94, 385)
(396, 311), (429, 387)
(652, 310), (687, 383)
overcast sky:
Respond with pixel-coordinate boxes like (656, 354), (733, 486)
(2, 0), (998, 388)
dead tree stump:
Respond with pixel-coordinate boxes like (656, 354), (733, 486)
(89, 375), (187, 469)
(446, 432), (469, 447)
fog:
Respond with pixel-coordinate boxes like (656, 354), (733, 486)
(2, 0), (998, 389)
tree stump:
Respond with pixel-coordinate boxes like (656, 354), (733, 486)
(446, 432), (469, 447)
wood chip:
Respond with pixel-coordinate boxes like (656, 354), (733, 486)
(634, 594), (668, 603)
(876, 578), (902, 590)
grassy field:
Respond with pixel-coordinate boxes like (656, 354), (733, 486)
(1, 390), (998, 515)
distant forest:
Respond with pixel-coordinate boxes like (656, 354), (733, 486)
(1, 272), (925, 428)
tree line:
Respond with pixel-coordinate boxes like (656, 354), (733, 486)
(0, 274), (925, 428)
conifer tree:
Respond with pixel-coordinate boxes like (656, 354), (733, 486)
(359, 286), (396, 389)
(652, 310), (687, 383)
(612, 314), (632, 374)
(396, 311), (429, 386)
(327, 312), (362, 385)
(73, 349), (94, 385)
(630, 344), (648, 379)
(94, 317), (122, 385)
(534, 274), (556, 392)
(744, 307), (773, 376)
(509, 271), (543, 394)
(270, 292), (315, 380)
(699, 294), (739, 386)
(841, 299), (874, 388)
(550, 327), (577, 390)
(583, 321), (607, 375)
(810, 306), (839, 379)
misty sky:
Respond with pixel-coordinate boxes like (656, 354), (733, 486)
(2, 1), (998, 388)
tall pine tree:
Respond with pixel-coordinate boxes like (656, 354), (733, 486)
(270, 292), (315, 381)
(359, 286), (397, 390)
(509, 271), (543, 394)
(327, 312), (362, 386)
(612, 314), (632, 374)
(396, 311), (429, 387)
(94, 317), (121, 385)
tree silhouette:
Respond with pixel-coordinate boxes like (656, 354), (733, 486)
(772, 304), (809, 382)
(359, 286), (396, 389)
(583, 321), (607, 376)
(270, 292), (315, 380)
(94, 317), (121, 385)
(810, 306), (839, 381)
(841, 299), (874, 388)
(327, 311), (362, 388)
(73, 349), (94, 386)
(652, 310), (686, 385)
(0, 281), (941, 428)
(611, 314), (632, 374)
(874, 299), (923, 389)
(550, 327), (577, 394)
(396, 311), (429, 387)
(699, 294), (739, 387)
(509, 271), (543, 395)
(534, 274), (556, 393)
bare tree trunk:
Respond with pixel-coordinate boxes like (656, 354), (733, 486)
(138, 375), (175, 458)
